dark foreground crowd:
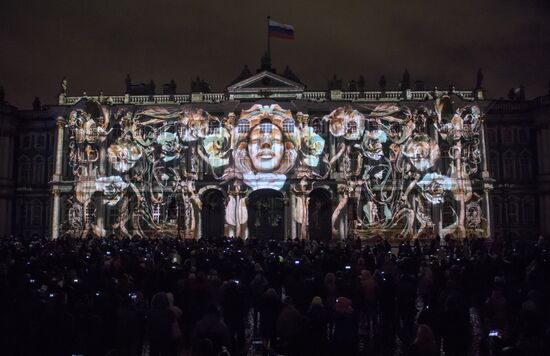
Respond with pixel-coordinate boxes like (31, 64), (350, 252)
(0, 235), (549, 356)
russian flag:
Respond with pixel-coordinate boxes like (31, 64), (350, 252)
(268, 19), (295, 40)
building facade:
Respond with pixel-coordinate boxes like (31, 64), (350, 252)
(0, 69), (548, 240)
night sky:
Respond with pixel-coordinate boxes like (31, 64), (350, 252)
(1, 0), (549, 108)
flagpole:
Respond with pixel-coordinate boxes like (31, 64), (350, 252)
(267, 16), (271, 60)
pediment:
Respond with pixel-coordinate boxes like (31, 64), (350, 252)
(227, 71), (305, 94)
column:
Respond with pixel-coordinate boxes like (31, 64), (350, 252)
(483, 189), (492, 238)
(480, 122), (493, 238)
(196, 209), (202, 239)
(51, 189), (61, 239)
(99, 146), (106, 176)
(51, 117), (65, 239)
(479, 122), (489, 175)
(339, 208), (346, 240)
(53, 117), (65, 180)
(290, 191), (297, 239)
(96, 197), (106, 237)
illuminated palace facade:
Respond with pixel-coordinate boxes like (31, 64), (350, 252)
(1, 69), (549, 240)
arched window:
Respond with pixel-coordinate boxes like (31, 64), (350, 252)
(17, 156), (31, 186)
(517, 128), (529, 145)
(153, 204), (161, 224)
(443, 198), (456, 226)
(16, 200), (25, 226)
(237, 119), (250, 133)
(24, 201), (32, 226)
(488, 150), (500, 180)
(487, 128), (498, 145)
(518, 150), (532, 180)
(109, 206), (119, 227)
(502, 151), (516, 180)
(283, 119), (295, 133)
(368, 120), (380, 131)
(32, 155), (45, 184)
(208, 120), (221, 135)
(501, 128), (514, 145)
(21, 135), (31, 149)
(47, 155), (54, 180)
(522, 196), (535, 224)
(44, 204), (50, 227)
(492, 196), (502, 225)
(36, 135), (46, 148)
(86, 122), (97, 136)
(112, 123), (122, 138)
(312, 118), (323, 134)
(259, 122), (273, 133)
(85, 202), (96, 224)
(508, 196), (519, 225)
(31, 200), (42, 226)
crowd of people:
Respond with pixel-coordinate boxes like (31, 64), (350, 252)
(0, 234), (549, 356)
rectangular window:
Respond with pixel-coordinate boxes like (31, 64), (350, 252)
(487, 128), (498, 145)
(31, 205), (42, 226)
(37, 135), (46, 148)
(501, 128), (514, 145)
(109, 207), (119, 227)
(22, 135), (31, 148)
(517, 128), (529, 145)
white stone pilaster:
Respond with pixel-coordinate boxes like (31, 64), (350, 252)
(53, 117), (65, 179)
(51, 117), (65, 240)
(51, 189), (60, 239)
(290, 191), (297, 239)
(196, 209), (202, 239)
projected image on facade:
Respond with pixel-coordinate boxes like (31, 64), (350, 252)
(62, 95), (487, 240)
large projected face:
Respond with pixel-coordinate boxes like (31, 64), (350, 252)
(247, 123), (284, 173)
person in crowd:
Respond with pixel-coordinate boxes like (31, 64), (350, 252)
(276, 296), (306, 356)
(332, 296), (358, 356)
(407, 324), (439, 356)
(148, 291), (180, 356)
(193, 304), (231, 354)
(304, 296), (329, 356)
(259, 288), (282, 347)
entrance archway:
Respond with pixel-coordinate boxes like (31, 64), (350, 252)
(200, 189), (225, 238)
(248, 189), (284, 240)
(308, 188), (332, 241)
